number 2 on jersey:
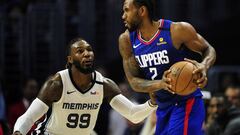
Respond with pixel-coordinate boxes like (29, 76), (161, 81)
(66, 113), (91, 128)
(149, 67), (157, 80)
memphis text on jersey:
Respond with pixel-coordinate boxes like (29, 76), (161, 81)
(62, 102), (99, 110)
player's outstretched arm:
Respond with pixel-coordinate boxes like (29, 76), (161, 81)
(103, 78), (157, 124)
(119, 31), (172, 93)
(13, 74), (63, 135)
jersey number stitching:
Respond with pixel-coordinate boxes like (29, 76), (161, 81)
(66, 113), (91, 128)
(149, 67), (157, 80)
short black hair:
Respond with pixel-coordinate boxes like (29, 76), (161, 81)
(66, 37), (84, 56)
(226, 84), (240, 90)
(65, 37), (84, 68)
(133, 0), (156, 21)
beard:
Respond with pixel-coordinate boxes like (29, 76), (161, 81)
(127, 14), (141, 32)
(72, 60), (94, 74)
(128, 22), (139, 32)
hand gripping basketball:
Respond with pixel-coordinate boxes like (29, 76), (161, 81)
(167, 61), (200, 95)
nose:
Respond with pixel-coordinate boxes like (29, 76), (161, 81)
(122, 12), (126, 20)
(83, 50), (91, 57)
(212, 106), (217, 113)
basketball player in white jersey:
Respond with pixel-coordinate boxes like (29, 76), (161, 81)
(12, 38), (157, 135)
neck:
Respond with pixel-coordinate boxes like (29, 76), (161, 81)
(138, 19), (159, 41)
(71, 66), (92, 89)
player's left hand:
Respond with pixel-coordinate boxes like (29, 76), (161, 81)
(184, 58), (208, 88)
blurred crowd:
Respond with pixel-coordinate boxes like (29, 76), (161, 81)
(1, 1), (240, 135)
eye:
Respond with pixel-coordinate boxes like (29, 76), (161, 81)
(76, 49), (84, 53)
(87, 48), (93, 52)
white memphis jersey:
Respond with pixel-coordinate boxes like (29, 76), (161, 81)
(33, 69), (104, 135)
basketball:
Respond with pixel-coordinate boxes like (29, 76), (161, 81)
(167, 61), (199, 95)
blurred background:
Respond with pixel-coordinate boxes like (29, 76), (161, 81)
(0, 0), (240, 135)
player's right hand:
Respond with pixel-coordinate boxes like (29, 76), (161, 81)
(161, 70), (174, 94)
(12, 131), (22, 135)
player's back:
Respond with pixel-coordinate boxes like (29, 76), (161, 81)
(32, 69), (104, 135)
(130, 19), (202, 108)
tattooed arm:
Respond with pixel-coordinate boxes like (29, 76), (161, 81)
(118, 30), (172, 93)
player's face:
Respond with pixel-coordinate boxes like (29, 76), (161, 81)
(122, 0), (142, 32)
(69, 40), (94, 74)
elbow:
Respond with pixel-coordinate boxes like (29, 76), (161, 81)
(127, 78), (137, 91)
(128, 118), (143, 124)
(128, 78), (142, 92)
(129, 84), (142, 92)
(129, 83), (138, 92)
(130, 84), (149, 93)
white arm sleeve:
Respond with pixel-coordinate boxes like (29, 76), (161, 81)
(110, 94), (157, 124)
(13, 98), (49, 135)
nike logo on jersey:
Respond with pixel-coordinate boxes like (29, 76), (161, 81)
(133, 43), (141, 48)
(67, 90), (76, 94)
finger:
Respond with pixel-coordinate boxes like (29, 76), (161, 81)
(163, 77), (171, 83)
(167, 89), (175, 94)
(192, 68), (202, 74)
(198, 77), (208, 88)
(198, 82), (207, 88)
(184, 58), (197, 64)
(166, 84), (173, 93)
(168, 84), (172, 90)
(164, 69), (171, 76)
(164, 86), (173, 93)
(196, 74), (206, 84)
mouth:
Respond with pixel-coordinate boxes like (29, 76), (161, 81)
(83, 60), (93, 66)
(124, 21), (128, 27)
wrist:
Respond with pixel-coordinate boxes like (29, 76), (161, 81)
(148, 100), (157, 107)
(13, 131), (22, 135)
(201, 60), (210, 70)
(154, 80), (163, 90)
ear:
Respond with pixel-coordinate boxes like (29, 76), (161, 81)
(67, 56), (73, 63)
(138, 6), (147, 17)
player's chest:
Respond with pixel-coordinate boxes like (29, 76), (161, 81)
(63, 84), (103, 102)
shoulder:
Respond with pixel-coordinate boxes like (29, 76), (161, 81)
(171, 21), (197, 35)
(119, 30), (130, 42)
(225, 116), (240, 134)
(45, 74), (63, 89)
(37, 73), (63, 106)
(118, 30), (133, 58)
(103, 78), (119, 90)
(170, 21), (198, 46)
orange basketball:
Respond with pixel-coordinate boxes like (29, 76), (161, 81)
(167, 61), (199, 95)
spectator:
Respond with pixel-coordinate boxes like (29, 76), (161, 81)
(0, 84), (9, 135)
(223, 85), (240, 135)
(7, 78), (39, 134)
(225, 85), (240, 107)
(206, 93), (240, 135)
